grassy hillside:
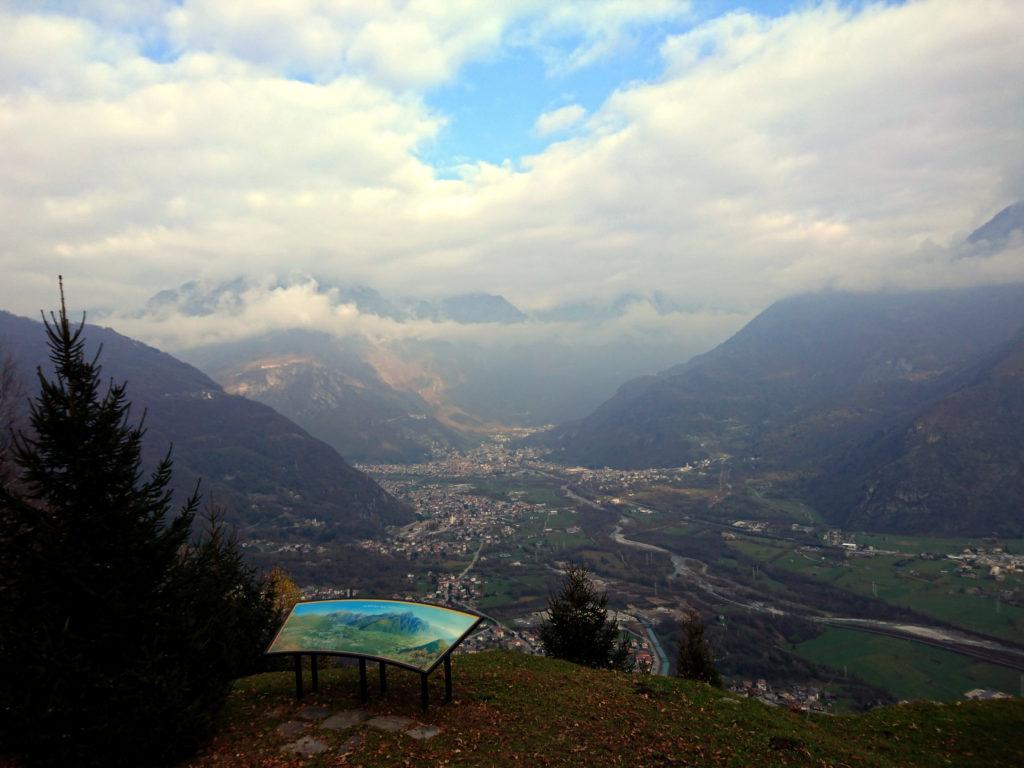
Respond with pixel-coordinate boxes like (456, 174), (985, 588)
(796, 628), (1021, 702)
(187, 651), (1023, 767)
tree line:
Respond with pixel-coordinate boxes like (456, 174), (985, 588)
(0, 283), (282, 767)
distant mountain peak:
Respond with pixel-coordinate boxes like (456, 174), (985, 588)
(438, 293), (526, 324)
(966, 201), (1024, 245)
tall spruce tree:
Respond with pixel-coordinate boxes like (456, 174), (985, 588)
(676, 611), (722, 687)
(0, 282), (276, 767)
(539, 563), (631, 670)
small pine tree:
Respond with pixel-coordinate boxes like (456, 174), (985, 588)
(676, 611), (722, 687)
(0, 282), (276, 767)
(539, 563), (631, 670)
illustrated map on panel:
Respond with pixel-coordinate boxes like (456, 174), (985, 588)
(268, 599), (479, 671)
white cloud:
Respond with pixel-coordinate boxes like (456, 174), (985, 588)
(534, 104), (586, 137)
(514, 0), (692, 74)
(0, 0), (1022, 357)
(103, 275), (748, 362)
(160, 0), (689, 88)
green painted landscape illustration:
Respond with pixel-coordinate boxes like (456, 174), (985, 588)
(268, 600), (479, 670)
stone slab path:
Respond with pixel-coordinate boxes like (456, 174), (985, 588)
(282, 736), (329, 756)
(275, 721), (307, 738)
(297, 705), (332, 721)
(366, 715), (414, 733)
(405, 725), (441, 740)
(321, 710), (370, 731)
(277, 706), (442, 756)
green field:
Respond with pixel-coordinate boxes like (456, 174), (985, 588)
(728, 538), (1024, 643)
(795, 627), (1021, 701)
(471, 476), (568, 507)
(745, 487), (824, 523)
(476, 571), (551, 611)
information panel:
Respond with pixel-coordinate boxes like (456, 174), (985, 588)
(267, 599), (481, 672)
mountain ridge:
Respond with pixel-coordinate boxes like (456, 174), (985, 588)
(183, 330), (471, 463)
(534, 284), (1024, 534)
(0, 310), (412, 537)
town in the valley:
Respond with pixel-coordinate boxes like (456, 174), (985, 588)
(275, 434), (1024, 712)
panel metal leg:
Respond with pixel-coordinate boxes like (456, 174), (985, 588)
(379, 661), (387, 694)
(444, 655), (452, 703)
(310, 654), (319, 693)
(421, 672), (429, 711)
(359, 658), (368, 702)
(294, 653), (303, 700)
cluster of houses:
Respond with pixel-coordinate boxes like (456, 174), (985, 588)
(457, 624), (543, 656)
(729, 679), (836, 712)
(951, 546), (1024, 582)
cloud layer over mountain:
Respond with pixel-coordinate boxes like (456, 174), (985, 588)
(2, 0), (1022, 350)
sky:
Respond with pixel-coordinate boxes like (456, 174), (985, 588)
(1, 0), (1023, 352)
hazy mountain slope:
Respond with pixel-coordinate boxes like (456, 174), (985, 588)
(183, 330), (469, 463)
(436, 293), (526, 323)
(967, 201), (1024, 245)
(0, 311), (411, 536)
(819, 330), (1024, 535)
(540, 285), (1024, 471)
(134, 279), (716, 429)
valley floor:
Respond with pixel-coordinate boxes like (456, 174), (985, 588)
(342, 438), (1024, 708)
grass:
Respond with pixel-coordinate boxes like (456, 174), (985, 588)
(472, 477), (568, 508)
(183, 651), (1024, 767)
(745, 487), (824, 524)
(477, 572), (552, 611)
(795, 628), (1022, 702)
(727, 539), (1024, 643)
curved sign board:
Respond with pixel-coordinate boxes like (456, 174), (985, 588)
(267, 599), (482, 672)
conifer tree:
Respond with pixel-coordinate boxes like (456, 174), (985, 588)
(539, 563), (631, 670)
(0, 348), (23, 485)
(676, 611), (722, 687)
(0, 281), (276, 767)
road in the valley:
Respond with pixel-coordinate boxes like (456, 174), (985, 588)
(458, 538), (485, 581)
(562, 480), (1024, 672)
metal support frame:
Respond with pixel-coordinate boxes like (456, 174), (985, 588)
(291, 651), (459, 709)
